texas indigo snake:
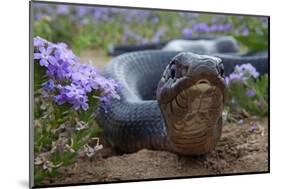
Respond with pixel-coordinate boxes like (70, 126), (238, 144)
(97, 38), (268, 155)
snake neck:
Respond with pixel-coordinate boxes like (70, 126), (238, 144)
(159, 82), (224, 155)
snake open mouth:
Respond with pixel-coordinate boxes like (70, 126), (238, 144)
(157, 52), (226, 155)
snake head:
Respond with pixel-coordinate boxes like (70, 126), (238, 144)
(157, 52), (227, 155)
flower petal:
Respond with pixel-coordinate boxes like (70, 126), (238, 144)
(34, 53), (41, 59)
(39, 59), (48, 67)
(48, 56), (58, 65)
(39, 47), (46, 53)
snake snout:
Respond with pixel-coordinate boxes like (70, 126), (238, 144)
(191, 64), (220, 78)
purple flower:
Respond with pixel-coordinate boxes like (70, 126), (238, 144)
(46, 61), (72, 79)
(76, 6), (88, 17)
(150, 16), (159, 24)
(229, 73), (243, 80)
(34, 36), (120, 111)
(42, 79), (55, 92)
(237, 64), (260, 78)
(238, 119), (244, 125)
(151, 27), (167, 43)
(64, 84), (85, 98)
(225, 72), (244, 85)
(104, 79), (120, 98)
(34, 46), (57, 67)
(249, 123), (258, 132)
(53, 93), (67, 105)
(51, 42), (68, 51)
(91, 8), (111, 22)
(123, 27), (144, 44)
(217, 23), (232, 32)
(73, 96), (89, 111)
(241, 27), (249, 36)
(225, 63), (260, 86)
(71, 64), (98, 92)
(222, 23), (232, 32)
(54, 84), (88, 110)
(99, 96), (111, 111)
(192, 23), (210, 33)
(209, 24), (219, 32)
(182, 28), (193, 38)
(57, 5), (69, 15)
(225, 77), (230, 86)
(54, 47), (77, 65)
(246, 89), (255, 97)
(34, 36), (47, 47)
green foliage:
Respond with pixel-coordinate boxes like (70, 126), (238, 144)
(34, 16), (75, 42)
(33, 11), (268, 54)
(34, 166), (60, 184)
(33, 62), (104, 185)
(33, 18), (53, 41)
(34, 93), (103, 185)
(234, 34), (268, 53)
(34, 61), (48, 91)
(227, 74), (268, 116)
(231, 16), (268, 52)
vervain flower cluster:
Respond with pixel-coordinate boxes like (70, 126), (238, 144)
(34, 36), (120, 111)
(225, 63), (261, 98)
(33, 3), (268, 46)
(225, 63), (260, 86)
(182, 23), (233, 38)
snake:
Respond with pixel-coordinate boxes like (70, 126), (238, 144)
(97, 44), (268, 155)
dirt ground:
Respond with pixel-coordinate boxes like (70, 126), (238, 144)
(42, 117), (268, 186)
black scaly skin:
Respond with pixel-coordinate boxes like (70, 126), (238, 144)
(96, 50), (268, 153)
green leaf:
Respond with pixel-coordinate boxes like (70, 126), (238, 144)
(234, 34), (268, 53)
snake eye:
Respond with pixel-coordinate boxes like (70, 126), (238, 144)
(217, 63), (224, 77)
(168, 59), (176, 79)
(170, 67), (176, 79)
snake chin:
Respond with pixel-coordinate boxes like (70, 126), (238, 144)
(160, 80), (224, 155)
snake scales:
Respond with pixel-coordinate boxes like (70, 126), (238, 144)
(96, 39), (268, 155)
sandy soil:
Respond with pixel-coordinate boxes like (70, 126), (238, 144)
(42, 117), (268, 186)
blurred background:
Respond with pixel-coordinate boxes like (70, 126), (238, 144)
(33, 2), (268, 68)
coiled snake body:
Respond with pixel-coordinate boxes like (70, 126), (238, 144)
(96, 49), (268, 155)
